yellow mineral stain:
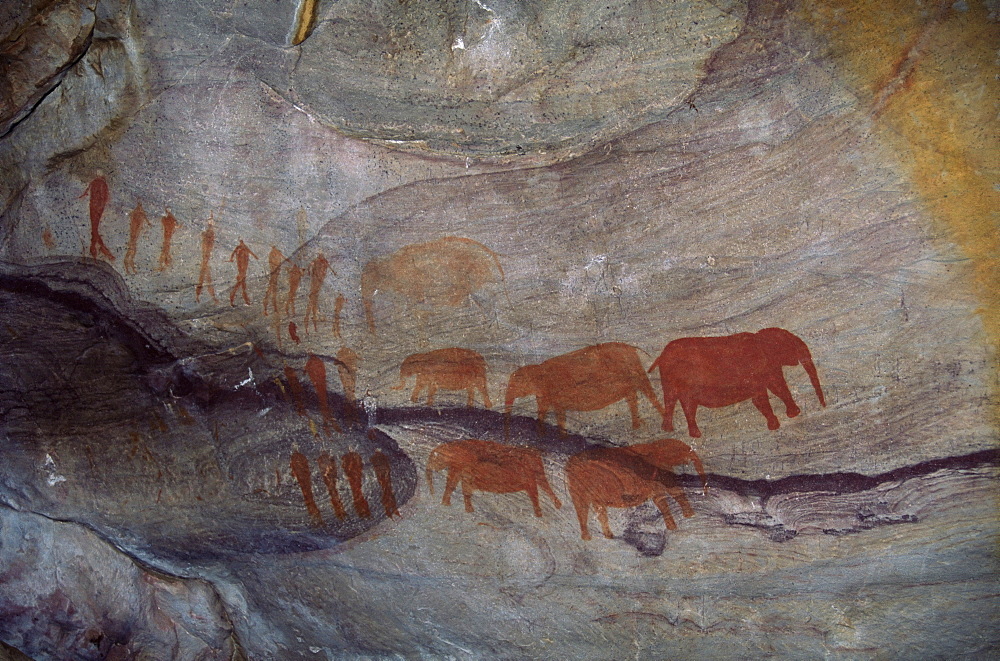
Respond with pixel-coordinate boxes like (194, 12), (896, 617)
(801, 0), (999, 401)
(292, 0), (318, 46)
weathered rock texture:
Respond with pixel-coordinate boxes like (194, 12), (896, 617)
(0, 0), (997, 658)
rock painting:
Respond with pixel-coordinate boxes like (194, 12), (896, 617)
(505, 343), (664, 435)
(648, 328), (826, 437)
(304, 253), (330, 332)
(157, 208), (180, 270)
(285, 262), (303, 316)
(566, 445), (695, 540)
(1, 0), (994, 655)
(304, 353), (342, 435)
(195, 212), (218, 302)
(426, 439), (562, 517)
(395, 347), (491, 408)
(228, 239), (258, 305)
(79, 175), (114, 261)
(361, 236), (506, 333)
(124, 201), (149, 274)
(262, 246), (284, 317)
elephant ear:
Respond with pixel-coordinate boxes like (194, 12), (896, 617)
(756, 328), (826, 407)
(756, 327), (808, 367)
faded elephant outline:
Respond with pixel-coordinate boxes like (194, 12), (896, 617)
(360, 236), (507, 334)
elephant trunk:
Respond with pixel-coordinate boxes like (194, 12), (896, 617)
(689, 451), (708, 496)
(392, 366), (410, 391)
(801, 357), (826, 407)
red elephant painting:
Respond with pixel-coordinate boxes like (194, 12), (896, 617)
(648, 327), (826, 438)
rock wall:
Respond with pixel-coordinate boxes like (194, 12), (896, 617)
(1, 0), (997, 658)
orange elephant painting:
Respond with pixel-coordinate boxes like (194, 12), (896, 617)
(566, 445), (695, 540)
(648, 328), (826, 438)
(394, 347), (491, 408)
(505, 343), (663, 435)
(426, 439), (561, 517)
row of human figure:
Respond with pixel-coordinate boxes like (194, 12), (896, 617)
(393, 328), (826, 439)
(289, 447), (399, 526)
(425, 437), (707, 540)
(75, 176), (345, 330)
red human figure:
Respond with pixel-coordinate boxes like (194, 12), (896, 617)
(263, 246), (285, 317)
(336, 347), (360, 424)
(290, 451), (323, 526)
(288, 321), (301, 344)
(196, 212), (218, 302)
(228, 239), (258, 306)
(124, 201), (150, 274)
(316, 453), (348, 520)
(341, 451), (370, 518)
(303, 253), (332, 332)
(79, 175), (115, 261)
(370, 449), (400, 519)
(333, 293), (345, 338)
(157, 208), (180, 270)
(305, 354), (342, 434)
(285, 263), (303, 316)
(283, 365), (307, 417)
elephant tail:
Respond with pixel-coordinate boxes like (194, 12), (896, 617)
(689, 450), (708, 496)
(647, 352), (663, 374)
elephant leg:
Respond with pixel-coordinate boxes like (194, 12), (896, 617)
(555, 408), (567, 436)
(480, 383), (492, 409)
(661, 392), (678, 432)
(526, 483), (543, 517)
(410, 379), (424, 404)
(596, 505), (614, 539)
(767, 376), (801, 418)
(679, 397), (702, 438)
(665, 484), (695, 518)
(570, 486), (592, 540)
(751, 392), (781, 430)
(442, 468), (461, 506)
(536, 403), (549, 436)
(540, 476), (562, 510)
(461, 478), (474, 513)
(652, 495), (678, 530)
(426, 384), (438, 406)
(466, 387), (475, 408)
(626, 393), (642, 429)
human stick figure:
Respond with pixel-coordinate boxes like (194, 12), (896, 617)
(263, 246), (285, 316)
(196, 212), (218, 302)
(303, 253), (333, 332)
(124, 201), (150, 274)
(79, 175), (115, 261)
(285, 263), (304, 316)
(158, 208), (180, 270)
(228, 239), (258, 305)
